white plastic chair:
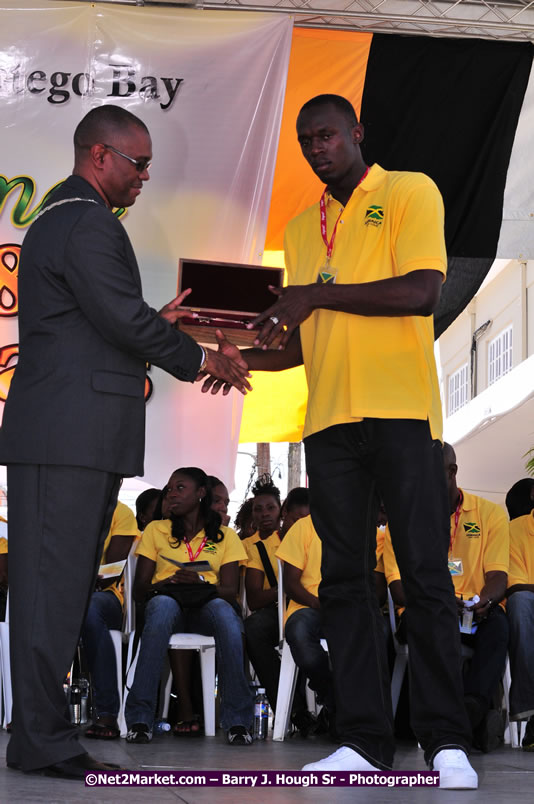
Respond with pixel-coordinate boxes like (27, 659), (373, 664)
(108, 545), (137, 736)
(159, 633), (217, 736)
(273, 559), (328, 741)
(0, 593), (10, 728)
(120, 560), (217, 737)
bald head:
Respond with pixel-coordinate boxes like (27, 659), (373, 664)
(74, 105), (149, 161)
(298, 94), (358, 130)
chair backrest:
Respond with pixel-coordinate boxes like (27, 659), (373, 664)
(277, 558), (286, 644)
(122, 546), (138, 634)
(387, 588), (397, 640)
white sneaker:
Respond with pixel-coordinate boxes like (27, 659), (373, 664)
(302, 746), (380, 772)
(432, 749), (478, 789)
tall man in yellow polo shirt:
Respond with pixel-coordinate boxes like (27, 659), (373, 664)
(202, 94), (475, 788)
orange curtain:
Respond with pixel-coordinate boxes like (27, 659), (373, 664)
(240, 28), (372, 443)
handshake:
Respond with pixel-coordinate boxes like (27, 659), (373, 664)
(159, 289), (251, 396)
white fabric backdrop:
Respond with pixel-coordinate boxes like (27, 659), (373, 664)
(0, 2), (292, 490)
(497, 59), (534, 259)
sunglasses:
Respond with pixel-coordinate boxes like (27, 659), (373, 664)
(103, 143), (152, 173)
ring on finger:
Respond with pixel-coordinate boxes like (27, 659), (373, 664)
(269, 315), (280, 325)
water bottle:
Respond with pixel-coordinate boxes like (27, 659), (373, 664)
(69, 684), (81, 725)
(154, 719), (171, 735)
(253, 687), (269, 740)
(79, 678), (89, 725)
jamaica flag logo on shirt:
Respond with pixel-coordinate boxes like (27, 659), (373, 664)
(463, 522), (480, 538)
(365, 205), (384, 227)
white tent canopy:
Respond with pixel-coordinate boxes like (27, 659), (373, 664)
(105, 0), (534, 42)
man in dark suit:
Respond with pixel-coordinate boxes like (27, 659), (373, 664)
(0, 104), (250, 778)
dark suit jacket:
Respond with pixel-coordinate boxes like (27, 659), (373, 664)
(0, 175), (202, 476)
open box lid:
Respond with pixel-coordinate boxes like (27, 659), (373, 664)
(177, 258), (284, 346)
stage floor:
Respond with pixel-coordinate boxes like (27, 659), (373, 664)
(0, 729), (532, 803)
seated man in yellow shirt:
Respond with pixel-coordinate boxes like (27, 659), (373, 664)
(82, 499), (140, 739)
(505, 486), (534, 750)
(276, 515), (336, 735)
(244, 487), (310, 726)
(385, 443), (509, 753)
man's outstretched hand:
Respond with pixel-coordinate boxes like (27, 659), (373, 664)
(197, 330), (250, 396)
(159, 288), (196, 327)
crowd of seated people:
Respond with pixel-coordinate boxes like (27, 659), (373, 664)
(3, 451), (530, 753)
(384, 447), (534, 754)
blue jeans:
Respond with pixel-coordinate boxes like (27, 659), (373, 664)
(285, 608), (334, 710)
(125, 594), (254, 731)
(507, 591), (534, 720)
(81, 590), (123, 718)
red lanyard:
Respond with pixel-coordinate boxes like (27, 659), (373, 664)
(449, 491), (464, 553)
(319, 166), (369, 264)
(185, 534), (207, 562)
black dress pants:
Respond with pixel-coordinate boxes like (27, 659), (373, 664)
(6, 464), (120, 770)
(304, 418), (471, 769)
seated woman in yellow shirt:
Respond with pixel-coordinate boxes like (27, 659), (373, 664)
(125, 467), (254, 745)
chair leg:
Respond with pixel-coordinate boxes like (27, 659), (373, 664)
(119, 631), (139, 737)
(199, 646), (216, 736)
(0, 624), (11, 729)
(158, 657), (172, 721)
(273, 642), (298, 742)
(109, 630), (123, 726)
(390, 652), (408, 717)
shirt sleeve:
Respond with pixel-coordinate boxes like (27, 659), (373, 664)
(276, 519), (308, 570)
(393, 177), (447, 278)
(508, 523), (529, 587)
(482, 503), (510, 574)
(136, 521), (159, 563)
(110, 501), (139, 538)
(383, 526), (401, 585)
(219, 527), (248, 565)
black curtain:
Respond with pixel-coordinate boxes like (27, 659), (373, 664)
(360, 35), (533, 337)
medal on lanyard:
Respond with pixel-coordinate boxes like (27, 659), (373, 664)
(448, 491), (464, 576)
(316, 166), (369, 284)
(185, 534), (208, 562)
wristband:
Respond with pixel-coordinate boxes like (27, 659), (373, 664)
(198, 346), (208, 373)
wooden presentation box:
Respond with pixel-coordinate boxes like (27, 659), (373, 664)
(177, 258), (284, 347)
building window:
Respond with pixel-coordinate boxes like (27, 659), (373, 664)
(448, 363), (469, 415)
(488, 325), (513, 385)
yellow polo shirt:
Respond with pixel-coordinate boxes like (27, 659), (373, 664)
(508, 512), (534, 587)
(276, 515), (321, 624)
(137, 520), (246, 587)
(0, 514), (7, 553)
(376, 526), (386, 574)
(245, 531), (281, 589)
(284, 164), (446, 441)
(100, 501), (139, 607)
(383, 491), (509, 604)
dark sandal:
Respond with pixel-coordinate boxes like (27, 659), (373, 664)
(173, 718), (203, 737)
(85, 721), (120, 740)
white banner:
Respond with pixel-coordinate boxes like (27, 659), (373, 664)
(0, 2), (292, 490)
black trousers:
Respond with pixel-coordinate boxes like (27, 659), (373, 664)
(462, 605), (509, 710)
(6, 464), (120, 770)
(304, 419), (471, 769)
